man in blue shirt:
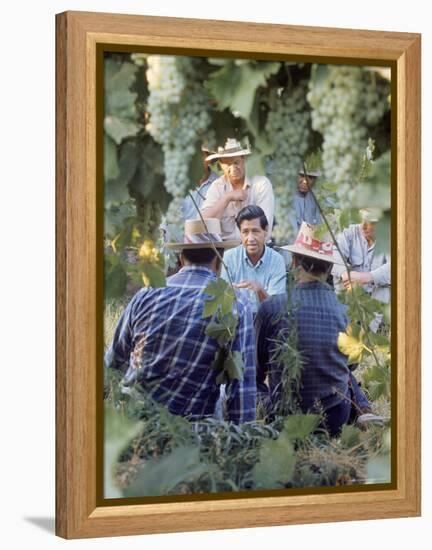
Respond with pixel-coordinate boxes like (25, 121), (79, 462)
(257, 222), (382, 435)
(290, 168), (322, 233)
(105, 218), (256, 424)
(220, 205), (286, 314)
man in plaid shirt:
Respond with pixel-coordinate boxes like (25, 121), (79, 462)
(256, 222), (382, 435)
(105, 219), (256, 424)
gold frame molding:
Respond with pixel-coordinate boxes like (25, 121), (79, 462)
(56, 11), (421, 539)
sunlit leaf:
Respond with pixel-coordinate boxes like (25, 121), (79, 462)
(338, 326), (366, 364)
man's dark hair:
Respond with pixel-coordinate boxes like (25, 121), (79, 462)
(181, 247), (224, 265)
(235, 205), (268, 230)
(293, 253), (332, 276)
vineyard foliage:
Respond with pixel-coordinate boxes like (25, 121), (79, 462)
(103, 54), (391, 299)
(103, 53), (392, 496)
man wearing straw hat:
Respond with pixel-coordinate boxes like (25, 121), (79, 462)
(290, 167), (322, 232)
(105, 218), (256, 424)
(255, 222), (382, 435)
(201, 138), (275, 242)
(332, 207), (390, 304)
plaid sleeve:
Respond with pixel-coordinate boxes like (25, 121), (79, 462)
(225, 299), (256, 423)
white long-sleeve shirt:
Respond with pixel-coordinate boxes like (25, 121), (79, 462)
(201, 174), (275, 241)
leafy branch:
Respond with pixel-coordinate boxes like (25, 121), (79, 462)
(302, 159), (382, 369)
(187, 191), (244, 384)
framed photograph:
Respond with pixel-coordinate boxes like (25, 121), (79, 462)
(56, 11), (421, 539)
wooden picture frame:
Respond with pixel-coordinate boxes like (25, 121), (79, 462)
(56, 11), (421, 539)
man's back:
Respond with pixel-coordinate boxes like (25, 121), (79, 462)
(256, 281), (350, 412)
(106, 265), (256, 423)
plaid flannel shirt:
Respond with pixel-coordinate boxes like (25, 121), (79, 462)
(255, 281), (350, 412)
(105, 266), (256, 424)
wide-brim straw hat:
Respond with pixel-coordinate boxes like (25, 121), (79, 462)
(280, 222), (344, 265)
(205, 138), (251, 162)
(165, 218), (240, 250)
(359, 207), (382, 223)
(298, 168), (321, 178)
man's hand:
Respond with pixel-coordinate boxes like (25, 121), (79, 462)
(234, 280), (269, 302)
(341, 270), (373, 289)
(227, 189), (248, 203)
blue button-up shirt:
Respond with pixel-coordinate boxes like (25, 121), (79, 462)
(105, 266), (256, 424)
(290, 191), (322, 233)
(256, 282), (350, 413)
(220, 245), (287, 313)
(332, 224), (391, 303)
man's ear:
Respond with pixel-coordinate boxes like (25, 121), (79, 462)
(179, 252), (186, 267)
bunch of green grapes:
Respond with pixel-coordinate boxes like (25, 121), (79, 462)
(146, 56), (212, 222)
(265, 80), (311, 242)
(307, 65), (389, 205)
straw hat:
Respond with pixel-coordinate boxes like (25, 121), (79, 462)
(205, 138), (251, 162)
(165, 218), (240, 250)
(359, 207), (382, 223)
(280, 222), (344, 264)
(298, 168), (321, 178)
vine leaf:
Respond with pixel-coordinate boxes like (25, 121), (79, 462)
(338, 326), (367, 364)
(283, 414), (321, 441)
(202, 278), (236, 318)
(251, 430), (296, 489)
(205, 60), (280, 121)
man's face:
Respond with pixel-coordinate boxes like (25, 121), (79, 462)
(219, 155), (246, 184)
(239, 218), (267, 258)
(297, 174), (316, 194)
(362, 221), (377, 241)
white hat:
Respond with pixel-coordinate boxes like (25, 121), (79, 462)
(165, 218), (240, 250)
(359, 207), (381, 222)
(205, 138), (251, 162)
(280, 222), (344, 265)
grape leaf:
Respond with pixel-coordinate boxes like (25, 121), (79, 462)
(252, 430), (296, 489)
(123, 445), (208, 497)
(283, 414), (321, 441)
(104, 116), (140, 145)
(340, 424), (361, 448)
(205, 60), (280, 121)
(202, 278), (235, 318)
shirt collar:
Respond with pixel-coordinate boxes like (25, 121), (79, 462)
(242, 245), (266, 268)
(179, 265), (216, 277)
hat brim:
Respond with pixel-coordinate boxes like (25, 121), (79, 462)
(280, 244), (344, 265)
(298, 170), (321, 177)
(205, 150), (251, 162)
(165, 240), (240, 250)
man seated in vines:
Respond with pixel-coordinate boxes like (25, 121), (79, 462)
(105, 218), (256, 424)
(201, 138), (275, 243)
(255, 222), (382, 435)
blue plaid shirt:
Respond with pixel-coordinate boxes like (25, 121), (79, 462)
(256, 281), (350, 412)
(105, 266), (256, 424)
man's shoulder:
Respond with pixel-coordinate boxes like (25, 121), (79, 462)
(248, 174), (272, 188)
(265, 246), (285, 266)
(223, 244), (242, 262)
